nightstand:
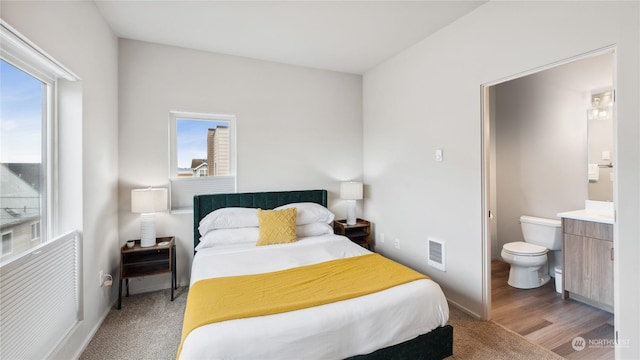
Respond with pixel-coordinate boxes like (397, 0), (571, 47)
(118, 236), (176, 309)
(333, 219), (372, 250)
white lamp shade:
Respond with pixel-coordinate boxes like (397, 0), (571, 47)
(131, 188), (168, 213)
(131, 188), (167, 247)
(340, 182), (363, 200)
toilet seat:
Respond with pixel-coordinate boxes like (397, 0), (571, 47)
(503, 241), (548, 256)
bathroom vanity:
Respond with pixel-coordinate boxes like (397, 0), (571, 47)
(558, 207), (614, 313)
(555, 89), (615, 313)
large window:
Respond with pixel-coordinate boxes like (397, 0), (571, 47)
(169, 111), (236, 212)
(0, 59), (47, 262)
(0, 22), (76, 263)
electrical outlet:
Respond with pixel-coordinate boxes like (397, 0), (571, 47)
(379, 233), (385, 243)
(99, 270), (103, 287)
(394, 238), (400, 249)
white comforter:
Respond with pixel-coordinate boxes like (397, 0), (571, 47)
(180, 235), (449, 360)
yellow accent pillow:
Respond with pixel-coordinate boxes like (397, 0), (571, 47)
(256, 208), (298, 246)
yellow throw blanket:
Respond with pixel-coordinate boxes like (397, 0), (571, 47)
(177, 253), (429, 358)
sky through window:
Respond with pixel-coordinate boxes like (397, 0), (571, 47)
(0, 60), (43, 163)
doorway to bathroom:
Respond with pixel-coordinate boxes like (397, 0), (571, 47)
(481, 47), (616, 358)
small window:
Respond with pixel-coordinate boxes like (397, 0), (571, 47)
(31, 221), (40, 241)
(1, 232), (12, 255)
(169, 112), (237, 212)
(174, 118), (231, 177)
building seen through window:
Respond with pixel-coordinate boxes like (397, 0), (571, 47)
(0, 59), (45, 261)
(176, 119), (230, 177)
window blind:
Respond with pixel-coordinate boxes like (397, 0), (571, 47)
(170, 176), (236, 212)
(0, 231), (81, 359)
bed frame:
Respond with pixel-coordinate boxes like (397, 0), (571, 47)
(192, 189), (453, 359)
(193, 189), (329, 249)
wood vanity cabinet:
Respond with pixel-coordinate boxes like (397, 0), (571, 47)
(562, 218), (614, 311)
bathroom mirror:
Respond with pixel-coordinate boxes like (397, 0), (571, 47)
(587, 89), (614, 202)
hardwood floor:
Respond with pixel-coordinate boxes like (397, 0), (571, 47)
(491, 260), (614, 359)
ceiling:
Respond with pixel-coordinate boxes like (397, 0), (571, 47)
(94, 1), (486, 75)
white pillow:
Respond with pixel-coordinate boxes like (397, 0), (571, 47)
(296, 222), (334, 238)
(275, 202), (335, 225)
(196, 223), (334, 251)
(198, 207), (259, 235)
(195, 227), (259, 251)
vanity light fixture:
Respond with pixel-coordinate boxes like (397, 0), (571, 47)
(588, 90), (613, 121)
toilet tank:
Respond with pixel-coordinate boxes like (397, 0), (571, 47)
(520, 216), (562, 250)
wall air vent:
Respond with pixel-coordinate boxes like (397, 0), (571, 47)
(427, 237), (446, 271)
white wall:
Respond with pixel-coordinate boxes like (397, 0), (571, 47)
(363, 2), (639, 358)
(494, 52), (613, 254)
(1, 1), (119, 359)
(118, 39), (363, 292)
(3, 1), (638, 358)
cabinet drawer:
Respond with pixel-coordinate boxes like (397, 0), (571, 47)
(563, 218), (613, 241)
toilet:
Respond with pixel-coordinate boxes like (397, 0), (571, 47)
(501, 216), (562, 289)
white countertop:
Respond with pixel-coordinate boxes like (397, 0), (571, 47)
(557, 209), (614, 224)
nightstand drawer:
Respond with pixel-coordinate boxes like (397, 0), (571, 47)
(333, 219), (372, 250)
(123, 249), (169, 264)
(121, 258), (170, 278)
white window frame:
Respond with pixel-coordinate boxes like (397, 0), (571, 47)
(31, 221), (41, 241)
(0, 21), (78, 260)
(1, 231), (12, 255)
(168, 111), (237, 213)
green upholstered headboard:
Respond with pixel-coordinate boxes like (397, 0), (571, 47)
(193, 189), (328, 251)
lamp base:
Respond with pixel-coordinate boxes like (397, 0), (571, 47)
(346, 200), (356, 225)
(140, 213), (156, 247)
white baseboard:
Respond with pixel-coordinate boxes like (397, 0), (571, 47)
(50, 299), (114, 360)
(447, 298), (482, 320)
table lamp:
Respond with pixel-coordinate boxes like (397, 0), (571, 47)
(131, 187), (168, 247)
(340, 181), (363, 225)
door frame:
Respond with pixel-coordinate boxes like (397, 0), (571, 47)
(480, 45), (617, 321)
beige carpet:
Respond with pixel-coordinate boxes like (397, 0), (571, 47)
(80, 287), (187, 360)
(81, 287), (563, 360)
(447, 306), (563, 360)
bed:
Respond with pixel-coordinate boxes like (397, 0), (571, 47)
(178, 189), (453, 359)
